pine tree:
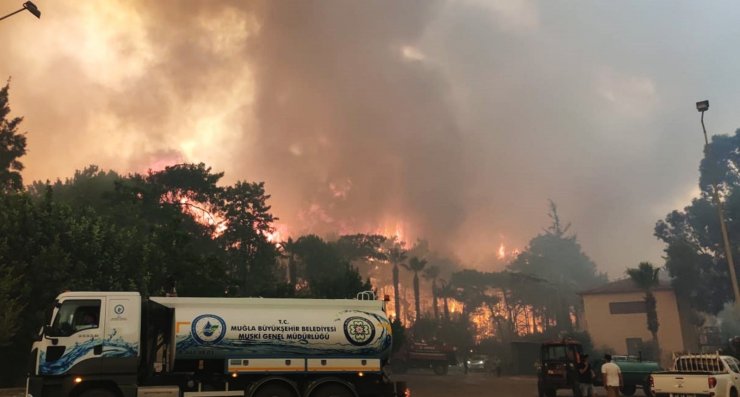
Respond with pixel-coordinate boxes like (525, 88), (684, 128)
(0, 80), (27, 193)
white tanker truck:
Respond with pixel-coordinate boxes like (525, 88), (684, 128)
(26, 291), (406, 397)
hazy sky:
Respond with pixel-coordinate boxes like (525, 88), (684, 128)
(2, 0), (740, 277)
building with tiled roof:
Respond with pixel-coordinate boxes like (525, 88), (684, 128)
(580, 278), (698, 366)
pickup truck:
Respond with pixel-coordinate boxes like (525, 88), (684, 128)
(650, 354), (740, 397)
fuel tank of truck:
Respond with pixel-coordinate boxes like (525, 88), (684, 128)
(151, 297), (392, 360)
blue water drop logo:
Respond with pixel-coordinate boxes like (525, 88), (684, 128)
(191, 314), (226, 345)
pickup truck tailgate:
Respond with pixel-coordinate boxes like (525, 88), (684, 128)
(651, 373), (712, 395)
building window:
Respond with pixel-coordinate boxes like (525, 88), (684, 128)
(626, 338), (643, 357)
(609, 301), (646, 314)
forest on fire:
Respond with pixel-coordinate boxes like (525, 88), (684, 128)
(3, 75), (740, 385)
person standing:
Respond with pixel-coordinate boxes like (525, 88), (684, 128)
(601, 354), (622, 397)
(577, 354), (594, 397)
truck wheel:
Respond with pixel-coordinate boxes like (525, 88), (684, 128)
(620, 385), (636, 396)
(642, 382), (653, 397)
(310, 383), (354, 397)
(730, 387), (738, 397)
(80, 389), (116, 397)
(544, 388), (556, 397)
(432, 363), (448, 376)
(253, 383), (296, 397)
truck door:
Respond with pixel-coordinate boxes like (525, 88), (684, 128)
(104, 296), (141, 370)
(39, 297), (107, 376)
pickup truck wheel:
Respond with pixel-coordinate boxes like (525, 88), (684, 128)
(730, 387), (738, 397)
(432, 363), (448, 375)
(544, 388), (556, 397)
(620, 385), (636, 396)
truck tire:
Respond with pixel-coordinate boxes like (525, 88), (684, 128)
(310, 383), (354, 397)
(544, 388), (556, 397)
(80, 389), (116, 397)
(620, 385), (636, 396)
(730, 387), (738, 397)
(642, 382), (653, 397)
(253, 382), (296, 397)
(432, 363), (448, 376)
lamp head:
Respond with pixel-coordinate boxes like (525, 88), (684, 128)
(696, 100), (709, 112)
(23, 1), (40, 18)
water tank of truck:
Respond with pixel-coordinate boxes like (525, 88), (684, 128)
(151, 297), (392, 360)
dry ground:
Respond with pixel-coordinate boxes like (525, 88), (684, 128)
(394, 369), (649, 397)
(0, 372), (649, 397)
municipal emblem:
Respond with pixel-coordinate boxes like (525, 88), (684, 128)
(343, 316), (375, 346)
(191, 314), (227, 345)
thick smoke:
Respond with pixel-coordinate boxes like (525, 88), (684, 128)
(5, 1), (738, 274)
(244, 1), (466, 249)
(0, 0), (468, 257)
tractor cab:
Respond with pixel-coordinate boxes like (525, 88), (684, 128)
(537, 339), (584, 397)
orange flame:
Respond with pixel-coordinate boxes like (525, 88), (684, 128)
(264, 223), (289, 245)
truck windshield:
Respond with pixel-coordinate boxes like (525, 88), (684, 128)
(542, 345), (567, 361)
(48, 299), (101, 337)
(542, 344), (582, 362)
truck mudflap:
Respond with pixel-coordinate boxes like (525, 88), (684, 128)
(25, 376), (38, 397)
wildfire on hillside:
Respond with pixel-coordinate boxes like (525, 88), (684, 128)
(165, 192), (547, 341)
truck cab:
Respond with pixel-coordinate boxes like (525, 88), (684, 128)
(28, 292), (167, 397)
(537, 339), (583, 397)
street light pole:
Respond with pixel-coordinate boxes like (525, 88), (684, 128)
(0, 1), (41, 22)
(696, 100), (740, 305)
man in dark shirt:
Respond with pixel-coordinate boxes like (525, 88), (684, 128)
(577, 354), (594, 397)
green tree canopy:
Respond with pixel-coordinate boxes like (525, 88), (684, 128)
(291, 234), (372, 298)
(509, 201), (605, 289)
(508, 201), (606, 331)
(655, 129), (740, 313)
(0, 80), (26, 192)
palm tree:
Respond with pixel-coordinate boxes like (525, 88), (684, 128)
(627, 261), (661, 359)
(403, 257), (428, 321)
(437, 279), (453, 322)
(281, 237), (299, 296)
(388, 247), (407, 323)
(423, 265), (440, 320)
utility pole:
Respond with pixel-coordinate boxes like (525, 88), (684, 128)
(696, 100), (740, 305)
